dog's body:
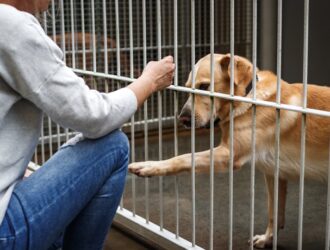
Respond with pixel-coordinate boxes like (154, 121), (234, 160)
(129, 54), (330, 248)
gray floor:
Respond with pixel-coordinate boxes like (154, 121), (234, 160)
(105, 227), (153, 250)
(118, 128), (327, 250)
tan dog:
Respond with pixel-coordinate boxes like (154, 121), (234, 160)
(129, 53), (330, 248)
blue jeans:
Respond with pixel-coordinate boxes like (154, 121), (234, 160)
(0, 130), (129, 250)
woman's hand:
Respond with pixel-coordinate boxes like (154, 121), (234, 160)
(128, 56), (175, 107)
(141, 55), (175, 92)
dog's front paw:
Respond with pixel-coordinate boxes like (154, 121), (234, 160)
(251, 234), (273, 249)
(129, 161), (166, 177)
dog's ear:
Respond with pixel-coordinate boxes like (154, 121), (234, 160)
(219, 54), (253, 85)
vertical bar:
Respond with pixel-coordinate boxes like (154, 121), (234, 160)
(59, 0), (69, 142)
(142, 0), (150, 224)
(41, 13), (48, 164)
(114, 0), (124, 210)
(91, 0), (97, 73)
(59, 0), (66, 62)
(51, 0), (56, 40)
(115, 0), (121, 76)
(102, 0), (109, 93)
(40, 119), (45, 164)
(102, 0), (108, 75)
(34, 149), (38, 165)
(43, 8), (54, 158)
(229, 0), (235, 249)
(326, 140), (330, 249)
(173, 0), (180, 239)
(249, 0), (257, 249)
(298, 0), (309, 249)
(157, 0), (164, 231)
(273, 0), (283, 248)
(129, 0), (136, 216)
(81, 0), (87, 71)
(190, 0), (196, 246)
(48, 118), (53, 157)
(52, 0), (62, 150)
(70, 0), (76, 69)
(209, 0), (215, 249)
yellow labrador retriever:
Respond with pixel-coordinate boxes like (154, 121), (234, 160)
(129, 53), (330, 248)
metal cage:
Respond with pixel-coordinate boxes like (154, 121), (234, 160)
(31, 0), (330, 249)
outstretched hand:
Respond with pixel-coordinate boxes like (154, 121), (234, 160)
(127, 56), (175, 107)
(141, 55), (175, 92)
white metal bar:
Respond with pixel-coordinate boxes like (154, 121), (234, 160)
(59, 0), (66, 62)
(41, 12), (47, 164)
(102, 0), (108, 74)
(229, 0), (235, 248)
(59, 0), (69, 142)
(128, 0), (136, 216)
(114, 208), (204, 250)
(40, 101), (45, 164)
(157, 0), (164, 231)
(72, 69), (330, 118)
(142, 0), (150, 224)
(115, 0), (121, 77)
(68, 1), (76, 140)
(102, 0), (109, 93)
(249, 0), (258, 248)
(114, 0), (124, 210)
(276, 0), (283, 104)
(47, 117), (53, 157)
(42, 9), (54, 158)
(76, 43), (218, 54)
(174, 0), (180, 239)
(34, 148), (38, 165)
(80, 0), (86, 71)
(51, 0), (56, 40)
(326, 140), (330, 249)
(190, 0), (196, 246)
(209, 0), (215, 249)
(91, 0), (97, 73)
(52, 0), (62, 150)
(70, 0), (76, 69)
(273, 0), (283, 248)
(298, 0), (309, 249)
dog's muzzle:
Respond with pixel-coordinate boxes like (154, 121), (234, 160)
(178, 109), (192, 128)
(178, 111), (220, 129)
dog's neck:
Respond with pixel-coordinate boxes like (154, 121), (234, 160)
(220, 73), (265, 125)
(244, 74), (259, 96)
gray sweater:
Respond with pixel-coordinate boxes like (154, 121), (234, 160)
(0, 4), (137, 225)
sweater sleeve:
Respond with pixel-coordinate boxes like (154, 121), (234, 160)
(0, 12), (137, 139)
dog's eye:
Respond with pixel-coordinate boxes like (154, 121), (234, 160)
(198, 83), (209, 90)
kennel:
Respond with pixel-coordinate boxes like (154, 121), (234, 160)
(30, 0), (330, 249)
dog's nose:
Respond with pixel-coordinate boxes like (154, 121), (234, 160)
(178, 110), (192, 128)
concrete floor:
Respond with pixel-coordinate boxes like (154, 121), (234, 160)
(117, 128), (327, 250)
(105, 227), (154, 250)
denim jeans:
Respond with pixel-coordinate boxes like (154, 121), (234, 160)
(0, 130), (129, 250)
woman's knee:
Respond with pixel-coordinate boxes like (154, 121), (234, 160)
(105, 129), (130, 155)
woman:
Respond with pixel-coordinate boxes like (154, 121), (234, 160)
(0, 0), (175, 249)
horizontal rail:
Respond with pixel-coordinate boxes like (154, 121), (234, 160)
(63, 43), (230, 54)
(37, 116), (176, 144)
(73, 69), (330, 118)
(114, 208), (203, 250)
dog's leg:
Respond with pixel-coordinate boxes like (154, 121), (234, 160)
(253, 174), (287, 248)
(129, 145), (230, 177)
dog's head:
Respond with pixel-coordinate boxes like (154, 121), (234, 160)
(178, 54), (254, 128)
